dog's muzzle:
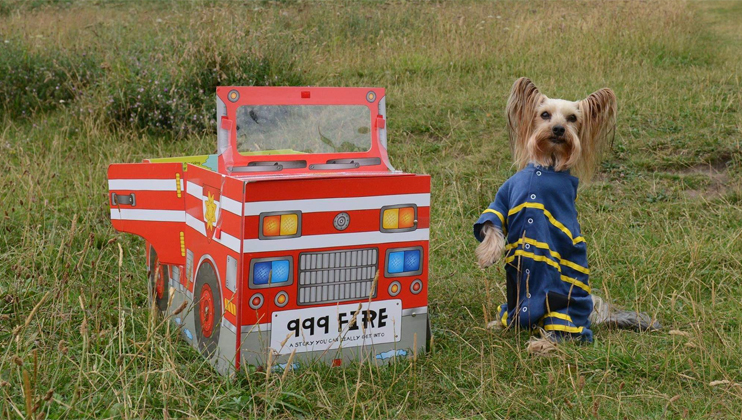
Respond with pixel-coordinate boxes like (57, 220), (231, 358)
(549, 136), (566, 145)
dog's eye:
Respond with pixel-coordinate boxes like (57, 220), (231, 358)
(567, 114), (577, 123)
(540, 112), (550, 120)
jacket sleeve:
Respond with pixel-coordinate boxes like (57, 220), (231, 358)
(473, 182), (509, 242)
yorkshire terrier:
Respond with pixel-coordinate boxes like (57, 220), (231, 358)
(474, 78), (659, 346)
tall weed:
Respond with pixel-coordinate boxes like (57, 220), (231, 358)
(0, 43), (99, 118)
(88, 40), (305, 138)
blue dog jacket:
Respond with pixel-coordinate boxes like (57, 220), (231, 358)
(474, 163), (593, 342)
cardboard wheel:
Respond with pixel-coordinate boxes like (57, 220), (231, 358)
(148, 247), (169, 314)
(194, 260), (221, 357)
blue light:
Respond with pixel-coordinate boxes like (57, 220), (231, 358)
(403, 250), (421, 272)
(271, 260), (290, 283)
(253, 261), (272, 285)
(388, 251), (405, 274)
(254, 260), (291, 285)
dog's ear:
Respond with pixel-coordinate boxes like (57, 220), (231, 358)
(575, 88), (617, 181)
(506, 78), (544, 170)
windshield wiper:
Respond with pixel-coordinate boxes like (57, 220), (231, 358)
(309, 162), (360, 170)
(229, 160), (308, 173)
(326, 158), (381, 167)
(309, 158), (380, 170)
(249, 160), (307, 169)
(229, 162), (283, 173)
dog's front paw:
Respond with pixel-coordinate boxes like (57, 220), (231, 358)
(526, 335), (559, 357)
(476, 224), (505, 269)
(487, 320), (505, 330)
(476, 251), (497, 269)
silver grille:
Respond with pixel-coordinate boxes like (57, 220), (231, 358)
(298, 248), (378, 305)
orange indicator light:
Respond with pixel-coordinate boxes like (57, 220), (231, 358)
(398, 207), (415, 229)
(262, 215), (281, 237)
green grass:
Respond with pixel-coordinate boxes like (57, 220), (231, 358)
(1, 0), (742, 418)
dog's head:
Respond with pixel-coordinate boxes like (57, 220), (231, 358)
(506, 77), (617, 180)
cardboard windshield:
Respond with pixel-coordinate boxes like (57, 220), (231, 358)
(216, 87), (394, 175)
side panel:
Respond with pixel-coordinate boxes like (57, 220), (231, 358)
(108, 162), (186, 265)
(181, 164), (245, 375)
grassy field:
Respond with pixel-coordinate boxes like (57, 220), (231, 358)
(1, 0), (742, 418)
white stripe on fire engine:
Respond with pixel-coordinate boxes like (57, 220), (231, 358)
(243, 193), (430, 216)
(185, 214), (241, 253)
(110, 208), (185, 222)
(221, 196), (242, 216)
(185, 181), (242, 216)
(108, 179), (177, 191)
(242, 228), (429, 253)
(186, 181), (202, 197)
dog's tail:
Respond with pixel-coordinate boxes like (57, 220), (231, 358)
(589, 295), (661, 331)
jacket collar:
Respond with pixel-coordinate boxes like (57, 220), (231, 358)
(527, 162), (571, 175)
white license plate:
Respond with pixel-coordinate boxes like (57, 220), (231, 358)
(270, 299), (402, 354)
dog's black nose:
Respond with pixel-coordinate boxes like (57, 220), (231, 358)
(552, 125), (565, 137)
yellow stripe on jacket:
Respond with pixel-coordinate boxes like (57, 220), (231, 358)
(507, 202), (585, 245)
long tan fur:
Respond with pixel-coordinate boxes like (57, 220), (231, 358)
(506, 77), (545, 172)
(505, 77), (617, 182)
(575, 88), (617, 180)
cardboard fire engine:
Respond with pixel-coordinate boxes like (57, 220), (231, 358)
(108, 87), (430, 375)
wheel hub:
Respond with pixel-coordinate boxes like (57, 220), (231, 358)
(155, 263), (165, 300)
(200, 284), (215, 338)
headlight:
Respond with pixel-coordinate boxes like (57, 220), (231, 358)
(275, 291), (289, 307)
(380, 205), (417, 232)
(260, 211), (301, 239)
(388, 281), (401, 296)
(410, 279), (423, 294)
(250, 257), (293, 288)
(249, 293), (264, 309)
(385, 247), (423, 277)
